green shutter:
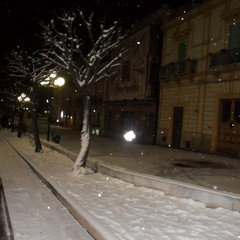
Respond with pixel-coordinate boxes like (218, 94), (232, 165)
(229, 23), (240, 49)
(178, 42), (186, 62)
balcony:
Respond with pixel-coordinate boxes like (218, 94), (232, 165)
(209, 48), (240, 68)
(160, 59), (197, 81)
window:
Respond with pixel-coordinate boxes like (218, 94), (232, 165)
(177, 42), (187, 75)
(122, 61), (131, 82)
(178, 42), (187, 62)
(229, 22), (240, 49)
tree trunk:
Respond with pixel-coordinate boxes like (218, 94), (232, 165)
(17, 107), (23, 138)
(31, 84), (42, 152)
(73, 94), (91, 170)
(11, 107), (16, 133)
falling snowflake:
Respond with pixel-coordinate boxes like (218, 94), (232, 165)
(98, 192), (103, 197)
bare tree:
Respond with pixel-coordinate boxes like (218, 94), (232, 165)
(0, 83), (19, 133)
(7, 48), (55, 152)
(41, 10), (125, 171)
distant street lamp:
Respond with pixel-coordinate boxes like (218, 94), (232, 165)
(41, 72), (65, 141)
(17, 93), (30, 138)
(18, 93), (30, 103)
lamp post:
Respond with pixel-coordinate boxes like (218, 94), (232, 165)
(46, 98), (52, 142)
(41, 72), (65, 141)
(17, 93), (30, 138)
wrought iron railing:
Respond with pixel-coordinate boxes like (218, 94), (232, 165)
(160, 59), (197, 79)
(209, 48), (240, 67)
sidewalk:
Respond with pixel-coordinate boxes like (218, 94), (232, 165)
(0, 131), (94, 240)
(3, 130), (240, 240)
(35, 126), (240, 211)
(43, 126), (240, 195)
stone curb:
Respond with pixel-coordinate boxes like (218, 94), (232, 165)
(97, 163), (240, 211)
(39, 137), (240, 212)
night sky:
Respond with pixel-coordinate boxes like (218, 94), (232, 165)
(0, 0), (197, 59)
(0, 0), (203, 112)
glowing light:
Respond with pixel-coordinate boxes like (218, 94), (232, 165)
(40, 81), (49, 86)
(49, 72), (57, 78)
(18, 93), (30, 102)
(41, 72), (65, 87)
(54, 77), (65, 87)
(96, 128), (100, 135)
(124, 130), (136, 142)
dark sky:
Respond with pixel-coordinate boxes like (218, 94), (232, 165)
(0, 0), (202, 61)
(0, 1), (180, 54)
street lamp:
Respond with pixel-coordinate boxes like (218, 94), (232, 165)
(18, 93), (30, 103)
(40, 72), (65, 87)
(17, 93), (30, 138)
(41, 72), (65, 141)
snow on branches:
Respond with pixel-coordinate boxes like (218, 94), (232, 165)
(41, 10), (125, 91)
(41, 10), (126, 169)
(7, 48), (55, 86)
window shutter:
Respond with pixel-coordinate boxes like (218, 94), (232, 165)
(178, 42), (187, 62)
(229, 23), (240, 49)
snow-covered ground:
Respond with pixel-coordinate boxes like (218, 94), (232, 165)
(1, 131), (240, 239)
(0, 131), (94, 240)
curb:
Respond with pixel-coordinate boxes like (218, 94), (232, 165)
(0, 178), (14, 240)
(97, 162), (240, 211)
(39, 137), (240, 212)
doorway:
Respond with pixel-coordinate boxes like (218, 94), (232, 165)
(217, 99), (240, 156)
(172, 107), (184, 148)
(121, 112), (135, 133)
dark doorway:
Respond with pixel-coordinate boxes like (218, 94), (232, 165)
(218, 99), (240, 156)
(172, 107), (184, 148)
(121, 112), (135, 133)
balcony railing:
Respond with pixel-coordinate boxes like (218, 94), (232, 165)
(209, 48), (240, 68)
(160, 59), (197, 80)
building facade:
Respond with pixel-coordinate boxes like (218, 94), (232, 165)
(103, 22), (162, 143)
(157, 0), (240, 156)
